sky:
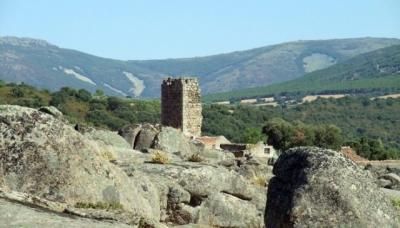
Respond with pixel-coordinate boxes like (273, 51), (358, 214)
(0, 0), (399, 60)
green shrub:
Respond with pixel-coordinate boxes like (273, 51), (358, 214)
(76, 89), (92, 102)
(392, 199), (400, 209)
(10, 87), (24, 97)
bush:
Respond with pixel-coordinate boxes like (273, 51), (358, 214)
(262, 118), (343, 151)
(243, 127), (264, 144)
(151, 151), (169, 164)
(86, 109), (127, 130)
(391, 199), (400, 210)
(107, 97), (123, 111)
(50, 91), (68, 107)
(10, 87), (24, 97)
(76, 89), (92, 102)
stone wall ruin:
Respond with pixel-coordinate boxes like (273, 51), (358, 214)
(161, 77), (202, 137)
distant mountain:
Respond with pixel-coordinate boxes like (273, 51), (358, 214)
(1, 36), (399, 97)
(205, 45), (400, 101)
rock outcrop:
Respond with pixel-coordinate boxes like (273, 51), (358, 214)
(365, 163), (400, 191)
(38, 106), (64, 119)
(118, 124), (142, 148)
(0, 105), (161, 224)
(197, 192), (261, 227)
(123, 160), (266, 227)
(134, 124), (159, 150)
(153, 127), (201, 157)
(265, 147), (400, 227)
(0, 198), (133, 228)
(0, 105), (268, 227)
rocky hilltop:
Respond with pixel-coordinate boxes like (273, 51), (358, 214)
(0, 105), (399, 227)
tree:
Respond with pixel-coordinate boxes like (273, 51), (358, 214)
(262, 118), (294, 151)
(291, 121), (315, 147)
(242, 127), (264, 144)
(50, 91), (67, 107)
(107, 97), (123, 111)
(94, 89), (105, 97)
(349, 137), (392, 160)
(314, 125), (343, 150)
(263, 118), (343, 151)
(10, 87), (24, 97)
(76, 89), (92, 102)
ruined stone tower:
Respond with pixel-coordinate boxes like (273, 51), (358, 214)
(161, 77), (202, 137)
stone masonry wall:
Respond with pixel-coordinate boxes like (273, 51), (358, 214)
(161, 78), (183, 130)
(161, 77), (202, 137)
(182, 78), (202, 136)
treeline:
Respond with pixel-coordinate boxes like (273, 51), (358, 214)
(1, 81), (399, 160)
(263, 118), (342, 151)
(49, 87), (160, 129)
(204, 83), (400, 103)
(261, 118), (398, 160)
(0, 82), (160, 130)
(203, 97), (400, 159)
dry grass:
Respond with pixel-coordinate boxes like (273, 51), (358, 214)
(151, 150), (169, 164)
(95, 144), (117, 162)
(250, 172), (267, 187)
(251, 176), (267, 187)
(75, 201), (123, 210)
(100, 150), (116, 161)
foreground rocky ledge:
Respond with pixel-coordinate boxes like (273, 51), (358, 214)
(1, 105), (399, 227)
(266, 147), (400, 227)
(0, 105), (267, 227)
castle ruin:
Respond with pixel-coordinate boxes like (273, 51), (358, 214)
(161, 77), (202, 137)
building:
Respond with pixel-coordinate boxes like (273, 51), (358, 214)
(260, 97), (275, 103)
(240, 98), (257, 104)
(195, 136), (231, 150)
(220, 141), (278, 159)
(161, 77), (202, 137)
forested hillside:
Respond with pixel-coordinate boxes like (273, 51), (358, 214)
(1, 81), (399, 159)
(1, 36), (399, 97)
(205, 45), (400, 102)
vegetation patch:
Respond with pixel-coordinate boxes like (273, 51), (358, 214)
(98, 147), (117, 162)
(1, 81), (400, 160)
(392, 199), (400, 209)
(75, 201), (123, 210)
(203, 97), (400, 159)
(151, 151), (169, 164)
(204, 45), (400, 102)
(250, 174), (267, 187)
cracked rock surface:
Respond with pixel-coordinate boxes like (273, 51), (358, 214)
(266, 147), (400, 228)
(0, 105), (267, 227)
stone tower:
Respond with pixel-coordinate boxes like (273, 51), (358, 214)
(161, 77), (202, 137)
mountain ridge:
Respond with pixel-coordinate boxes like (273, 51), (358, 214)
(205, 44), (400, 101)
(1, 36), (399, 97)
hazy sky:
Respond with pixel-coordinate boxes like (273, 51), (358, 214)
(1, 0), (399, 60)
